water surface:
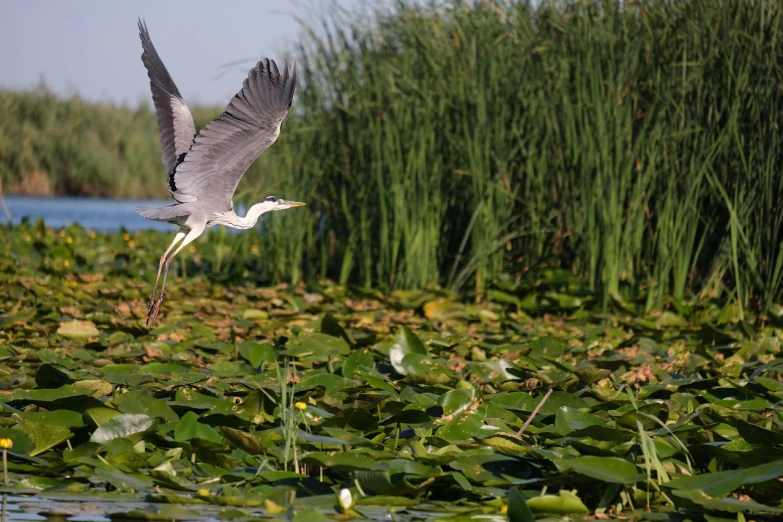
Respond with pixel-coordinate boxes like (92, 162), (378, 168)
(3, 196), (208, 232)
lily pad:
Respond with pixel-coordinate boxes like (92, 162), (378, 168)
(56, 320), (99, 338)
(90, 414), (155, 444)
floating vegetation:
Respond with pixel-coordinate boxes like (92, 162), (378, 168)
(0, 222), (782, 520)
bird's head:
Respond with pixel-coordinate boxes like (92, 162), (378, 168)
(241, 196), (305, 228)
(260, 196), (306, 211)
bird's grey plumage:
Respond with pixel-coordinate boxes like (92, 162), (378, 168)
(137, 19), (196, 185)
(171, 57), (296, 209)
(133, 19), (304, 326)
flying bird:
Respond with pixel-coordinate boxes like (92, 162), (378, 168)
(135, 19), (304, 326)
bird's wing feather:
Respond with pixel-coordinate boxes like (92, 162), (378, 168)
(169, 58), (296, 208)
(137, 18), (197, 187)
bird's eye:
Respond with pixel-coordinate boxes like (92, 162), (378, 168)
(265, 196), (279, 202)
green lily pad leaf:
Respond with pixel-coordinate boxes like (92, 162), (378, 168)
(535, 391), (589, 414)
(361, 374), (399, 397)
(73, 379), (113, 398)
(321, 407), (377, 431)
(731, 419), (782, 446)
(616, 403), (667, 430)
(472, 359), (522, 382)
(482, 435), (531, 455)
(200, 495), (265, 507)
(449, 454), (519, 483)
(296, 373), (348, 395)
(435, 386), (484, 441)
(742, 459), (783, 484)
(16, 410), (84, 429)
(115, 392), (179, 423)
(384, 458), (440, 477)
(238, 342), (276, 369)
(301, 451), (384, 471)
(507, 488), (535, 522)
(566, 456), (643, 484)
(667, 469), (746, 497)
(423, 298), (465, 321)
(291, 507), (334, 522)
(95, 465), (155, 491)
(14, 420), (72, 456)
(342, 349), (376, 379)
(573, 366), (611, 385)
(321, 313), (352, 343)
(528, 337), (566, 359)
(294, 430), (370, 447)
(439, 388), (477, 417)
(174, 389), (246, 418)
(90, 414), (155, 444)
(0, 309), (36, 328)
(673, 489), (783, 513)
(399, 353), (453, 380)
(174, 411), (223, 444)
(63, 442), (101, 463)
(389, 326), (428, 375)
(355, 470), (420, 497)
(554, 406), (604, 435)
(379, 408), (432, 426)
(241, 308), (269, 321)
(207, 361), (253, 378)
(146, 495), (209, 505)
(492, 391), (587, 414)
(14, 476), (67, 490)
(49, 245), (72, 260)
(222, 426), (267, 454)
(545, 292), (583, 309)
(490, 392), (540, 411)
(56, 320), (99, 338)
(437, 409), (484, 441)
(526, 490), (590, 515)
(121, 505), (207, 520)
(354, 496), (418, 507)
(281, 331), (350, 360)
(657, 311), (688, 328)
(139, 362), (195, 378)
(84, 407), (122, 427)
(0, 427), (35, 455)
(11, 385), (89, 402)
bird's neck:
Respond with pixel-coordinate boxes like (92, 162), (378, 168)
(231, 202), (273, 229)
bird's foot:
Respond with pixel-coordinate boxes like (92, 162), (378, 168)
(146, 297), (164, 326)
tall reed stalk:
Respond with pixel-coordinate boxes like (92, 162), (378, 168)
(4, 0), (783, 311)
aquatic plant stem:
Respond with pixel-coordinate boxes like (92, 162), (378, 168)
(515, 388), (553, 439)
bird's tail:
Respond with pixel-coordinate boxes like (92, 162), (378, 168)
(136, 205), (189, 223)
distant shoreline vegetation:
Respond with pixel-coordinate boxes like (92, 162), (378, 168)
(3, 0), (783, 312)
(0, 85), (222, 198)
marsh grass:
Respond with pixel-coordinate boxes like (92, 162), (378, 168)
(3, 0), (783, 310)
(265, 0), (783, 311)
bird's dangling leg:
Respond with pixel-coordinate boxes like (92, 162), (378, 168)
(147, 231), (186, 319)
(147, 224), (205, 326)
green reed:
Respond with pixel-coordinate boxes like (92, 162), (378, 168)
(3, 0), (783, 312)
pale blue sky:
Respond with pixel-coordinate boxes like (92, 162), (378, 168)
(0, 0), (361, 106)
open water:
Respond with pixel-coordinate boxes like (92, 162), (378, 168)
(3, 196), (246, 232)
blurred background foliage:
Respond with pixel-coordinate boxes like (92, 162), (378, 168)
(2, 0), (783, 315)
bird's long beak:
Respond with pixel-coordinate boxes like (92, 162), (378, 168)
(283, 200), (306, 208)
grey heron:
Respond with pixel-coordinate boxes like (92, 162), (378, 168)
(135, 19), (304, 326)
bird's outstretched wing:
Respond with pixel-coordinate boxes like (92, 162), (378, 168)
(169, 58), (296, 207)
(137, 18), (197, 190)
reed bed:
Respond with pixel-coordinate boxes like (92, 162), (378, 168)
(2, 0), (783, 312)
